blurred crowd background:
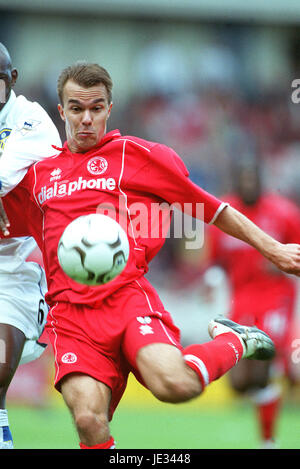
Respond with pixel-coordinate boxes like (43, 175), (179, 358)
(1, 0), (300, 407)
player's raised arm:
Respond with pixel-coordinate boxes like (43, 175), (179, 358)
(213, 204), (300, 276)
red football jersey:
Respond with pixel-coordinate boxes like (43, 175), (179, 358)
(3, 130), (224, 308)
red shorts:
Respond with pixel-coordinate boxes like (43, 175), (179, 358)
(229, 282), (296, 356)
(45, 277), (181, 420)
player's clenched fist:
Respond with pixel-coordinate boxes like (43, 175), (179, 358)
(272, 243), (300, 276)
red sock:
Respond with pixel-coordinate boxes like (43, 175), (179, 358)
(183, 332), (244, 389)
(79, 436), (115, 449)
(257, 395), (281, 441)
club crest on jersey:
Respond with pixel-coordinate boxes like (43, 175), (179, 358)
(87, 156), (108, 175)
(0, 128), (12, 149)
(61, 352), (77, 364)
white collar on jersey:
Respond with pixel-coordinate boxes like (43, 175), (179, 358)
(0, 90), (17, 124)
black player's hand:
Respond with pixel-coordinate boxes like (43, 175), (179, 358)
(0, 198), (10, 236)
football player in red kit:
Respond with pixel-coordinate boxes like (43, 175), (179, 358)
(206, 160), (300, 447)
(1, 63), (300, 449)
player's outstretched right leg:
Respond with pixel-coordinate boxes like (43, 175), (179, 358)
(208, 316), (275, 360)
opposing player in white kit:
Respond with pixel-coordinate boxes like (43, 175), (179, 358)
(0, 43), (61, 448)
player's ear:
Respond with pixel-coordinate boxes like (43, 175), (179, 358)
(107, 102), (113, 119)
(57, 103), (66, 122)
(11, 68), (18, 88)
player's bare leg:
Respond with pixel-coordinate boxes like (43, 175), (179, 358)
(137, 343), (202, 403)
(60, 373), (115, 448)
(136, 335), (244, 403)
(136, 317), (275, 405)
(0, 323), (26, 449)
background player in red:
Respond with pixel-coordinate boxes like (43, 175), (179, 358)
(204, 159), (300, 447)
(1, 63), (300, 449)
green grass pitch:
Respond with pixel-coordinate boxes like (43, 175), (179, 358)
(7, 380), (300, 449)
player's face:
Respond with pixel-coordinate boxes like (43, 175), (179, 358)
(58, 80), (112, 153)
(237, 168), (261, 205)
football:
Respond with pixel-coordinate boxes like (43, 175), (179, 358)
(57, 214), (130, 285)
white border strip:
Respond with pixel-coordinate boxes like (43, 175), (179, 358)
(184, 353), (210, 387)
(48, 302), (60, 383)
(208, 202), (229, 225)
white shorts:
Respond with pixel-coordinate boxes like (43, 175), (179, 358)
(0, 262), (48, 364)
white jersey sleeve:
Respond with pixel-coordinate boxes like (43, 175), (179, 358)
(0, 91), (62, 196)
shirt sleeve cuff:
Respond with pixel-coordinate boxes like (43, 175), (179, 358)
(208, 202), (229, 225)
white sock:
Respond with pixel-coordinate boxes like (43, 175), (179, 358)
(0, 409), (13, 449)
(0, 409), (9, 426)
